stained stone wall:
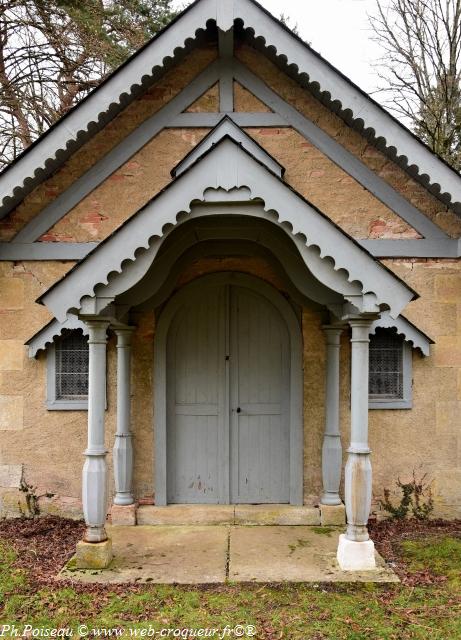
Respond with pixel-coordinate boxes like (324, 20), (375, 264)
(0, 43), (460, 520)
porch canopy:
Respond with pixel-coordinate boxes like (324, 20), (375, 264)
(37, 122), (418, 570)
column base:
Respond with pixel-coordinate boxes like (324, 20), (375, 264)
(114, 493), (135, 506)
(76, 538), (113, 569)
(111, 503), (137, 526)
(336, 533), (376, 571)
(320, 491), (342, 506)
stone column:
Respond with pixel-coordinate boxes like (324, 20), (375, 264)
(113, 328), (135, 507)
(81, 320), (110, 545)
(321, 326), (343, 506)
(337, 316), (376, 571)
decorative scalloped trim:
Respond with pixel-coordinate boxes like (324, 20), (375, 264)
(0, 29), (205, 213)
(28, 317), (88, 358)
(370, 312), (432, 356)
(242, 27), (460, 214)
(40, 138), (414, 323)
(72, 187), (383, 318)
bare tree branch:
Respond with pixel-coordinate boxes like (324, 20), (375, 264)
(0, 0), (177, 166)
(370, 0), (461, 170)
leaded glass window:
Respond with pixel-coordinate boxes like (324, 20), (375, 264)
(369, 329), (404, 400)
(55, 330), (89, 400)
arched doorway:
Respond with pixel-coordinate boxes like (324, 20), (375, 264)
(154, 273), (303, 505)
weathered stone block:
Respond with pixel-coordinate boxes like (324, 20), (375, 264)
(435, 400), (461, 435)
(320, 503), (346, 526)
(337, 534), (376, 571)
(0, 489), (28, 517)
(0, 395), (23, 430)
(0, 278), (24, 309)
(75, 538), (113, 569)
(137, 504), (234, 525)
(234, 505), (320, 526)
(111, 503), (137, 526)
(0, 464), (22, 488)
(435, 274), (461, 302)
(433, 337), (461, 367)
(0, 340), (24, 371)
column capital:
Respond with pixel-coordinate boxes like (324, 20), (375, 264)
(347, 313), (380, 328)
(322, 324), (345, 345)
(114, 326), (136, 348)
(348, 314), (380, 343)
(81, 318), (110, 344)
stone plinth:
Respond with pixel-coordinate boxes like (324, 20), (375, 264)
(320, 503), (346, 526)
(336, 533), (376, 571)
(111, 503), (137, 526)
(75, 538), (113, 569)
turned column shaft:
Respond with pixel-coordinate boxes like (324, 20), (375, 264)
(345, 318), (374, 542)
(113, 328), (134, 506)
(321, 326), (343, 506)
(82, 320), (110, 543)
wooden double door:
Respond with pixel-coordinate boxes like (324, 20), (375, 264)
(166, 282), (291, 504)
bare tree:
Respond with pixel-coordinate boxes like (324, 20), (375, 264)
(370, 0), (461, 170)
(0, 0), (177, 168)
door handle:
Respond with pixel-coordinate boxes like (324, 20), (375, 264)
(236, 407), (241, 413)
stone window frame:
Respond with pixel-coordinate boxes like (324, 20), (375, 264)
(46, 330), (89, 411)
(368, 330), (412, 410)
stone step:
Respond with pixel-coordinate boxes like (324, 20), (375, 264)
(131, 504), (345, 526)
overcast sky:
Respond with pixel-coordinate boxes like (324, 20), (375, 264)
(173, 0), (384, 93)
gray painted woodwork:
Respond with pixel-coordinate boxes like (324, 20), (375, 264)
(321, 326), (343, 506)
(229, 285), (290, 503)
(166, 284), (226, 503)
(172, 117), (284, 177)
(155, 272), (303, 506)
(27, 315), (88, 358)
(11, 55), (451, 247)
(359, 238), (460, 258)
(0, 243), (98, 260)
(81, 319), (110, 542)
(370, 311), (432, 357)
(345, 317), (377, 543)
(5, 237), (461, 263)
(218, 29), (234, 112)
(0, 0), (218, 217)
(2, 0), (460, 225)
(234, 0), (461, 211)
(39, 139), (415, 323)
(13, 61), (223, 243)
(113, 328), (135, 505)
(232, 60), (448, 240)
(113, 214), (344, 310)
(218, 27), (234, 59)
(168, 113), (287, 126)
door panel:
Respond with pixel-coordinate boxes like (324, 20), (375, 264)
(230, 286), (290, 503)
(166, 286), (226, 503)
(166, 283), (291, 504)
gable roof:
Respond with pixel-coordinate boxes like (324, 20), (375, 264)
(1, 0), (460, 224)
(37, 131), (417, 323)
(172, 115), (285, 177)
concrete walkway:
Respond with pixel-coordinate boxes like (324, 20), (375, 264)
(62, 525), (398, 584)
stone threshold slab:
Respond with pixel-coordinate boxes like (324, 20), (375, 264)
(60, 525), (398, 585)
(135, 504), (331, 526)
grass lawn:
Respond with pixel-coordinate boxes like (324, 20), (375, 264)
(0, 518), (460, 639)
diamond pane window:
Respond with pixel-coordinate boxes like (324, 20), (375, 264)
(55, 330), (89, 400)
(369, 329), (404, 400)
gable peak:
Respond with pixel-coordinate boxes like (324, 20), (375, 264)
(171, 115), (285, 178)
